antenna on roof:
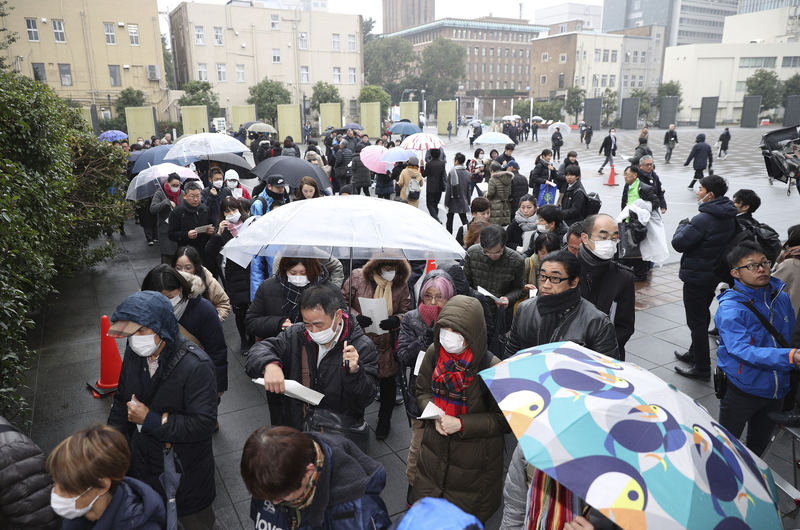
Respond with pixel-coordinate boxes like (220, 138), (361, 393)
(520, 3), (523, 19)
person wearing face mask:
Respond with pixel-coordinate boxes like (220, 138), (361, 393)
(523, 205), (569, 257)
(597, 128), (617, 175)
(223, 172), (251, 200)
(505, 194), (538, 252)
(505, 251), (619, 360)
(343, 259), (412, 439)
(172, 245), (230, 321)
(577, 215), (636, 360)
(245, 285), (379, 433)
(106, 290), (220, 528)
(529, 149), (558, 206)
(167, 180), (215, 270)
(46, 425), (165, 530)
(150, 173), (184, 264)
(412, 295), (509, 523)
(559, 165), (588, 227)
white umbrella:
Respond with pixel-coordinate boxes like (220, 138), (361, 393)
(400, 133), (445, 151)
(531, 116), (544, 121)
(126, 163), (199, 201)
(501, 115), (521, 121)
(165, 133), (247, 161)
(548, 122), (571, 136)
(221, 195), (466, 268)
(474, 132), (514, 145)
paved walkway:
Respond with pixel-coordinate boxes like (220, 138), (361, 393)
(21, 124), (800, 529)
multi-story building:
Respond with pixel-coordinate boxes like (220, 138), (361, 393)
(255, 0), (329, 11)
(663, 6), (800, 123)
(739, 0), (800, 13)
(602, 0), (739, 47)
(169, 1), (363, 123)
(535, 3), (603, 30)
(383, 0), (435, 35)
(7, 0), (168, 117)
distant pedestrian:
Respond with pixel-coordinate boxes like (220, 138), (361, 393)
(663, 124), (679, 163)
(584, 124), (593, 149)
(597, 128), (617, 175)
(531, 121), (539, 141)
(551, 127), (563, 162)
(684, 133), (713, 189)
(445, 153), (472, 234)
(447, 121), (453, 140)
(717, 127), (731, 160)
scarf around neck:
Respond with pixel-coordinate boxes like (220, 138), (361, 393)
(280, 267), (330, 323)
(536, 287), (582, 345)
(515, 210), (539, 232)
(372, 272), (394, 315)
(164, 182), (180, 203)
(432, 345), (474, 417)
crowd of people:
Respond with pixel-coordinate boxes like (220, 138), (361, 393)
(4, 120), (800, 530)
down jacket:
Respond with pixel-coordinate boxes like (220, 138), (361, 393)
(352, 153), (372, 189)
(150, 185), (181, 257)
(62, 478), (166, 530)
(671, 196), (737, 285)
(463, 244), (525, 328)
(0, 417), (60, 530)
(412, 295), (510, 523)
(107, 291), (218, 518)
(205, 224), (251, 306)
(684, 133), (713, 170)
(486, 171), (513, 226)
(509, 171), (529, 213)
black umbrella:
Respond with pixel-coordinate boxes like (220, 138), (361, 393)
(159, 447), (181, 530)
(250, 156), (331, 190)
(241, 121), (259, 130)
(197, 152), (253, 179)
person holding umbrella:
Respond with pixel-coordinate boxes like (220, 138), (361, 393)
(551, 127), (564, 162)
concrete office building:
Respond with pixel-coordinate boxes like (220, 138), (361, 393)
(254, 0), (329, 11)
(535, 3), (603, 30)
(169, 1), (363, 123)
(7, 0), (168, 117)
(602, 0), (739, 47)
(662, 7), (800, 123)
(739, 0), (800, 13)
(383, 0), (435, 35)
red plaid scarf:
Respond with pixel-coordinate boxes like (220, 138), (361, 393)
(431, 345), (474, 417)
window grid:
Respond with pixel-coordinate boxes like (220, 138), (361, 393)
(272, 48), (281, 63)
(214, 27), (223, 46)
(236, 64), (246, 82)
(58, 64), (72, 86)
(53, 20), (65, 43)
(348, 34), (356, 51)
(299, 32), (308, 50)
(271, 15), (279, 30)
(195, 26), (205, 45)
(594, 49), (601, 61)
(198, 63), (208, 81)
(32, 63), (46, 82)
(216, 63), (227, 82)
(104, 23), (116, 45)
(128, 24), (139, 46)
(26, 19), (39, 41)
(333, 67), (340, 83)
(332, 34), (340, 51)
(349, 67), (356, 83)
(611, 50), (617, 62)
(301, 66), (309, 83)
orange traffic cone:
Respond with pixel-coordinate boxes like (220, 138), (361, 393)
(87, 315), (123, 398)
(425, 259), (437, 275)
(603, 164), (619, 186)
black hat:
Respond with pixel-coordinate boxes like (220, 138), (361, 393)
(265, 175), (287, 187)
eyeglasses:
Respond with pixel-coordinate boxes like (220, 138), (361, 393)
(537, 274), (569, 284)
(733, 260), (771, 272)
(483, 248), (504, 257)
(423, 294), (445, 302)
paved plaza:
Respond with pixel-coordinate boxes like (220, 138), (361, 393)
(20, 124), (800, 529)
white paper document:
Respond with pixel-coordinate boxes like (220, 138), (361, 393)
(251, 378), (324, 406)
(414, 350), (426, 376)
(529, 287), (538, 299)
(477, 286), (500, 302)
(418, 402), (445, 420)
(194, 224), (213, 233)
(231, 188), (243, 198)
(522, 230), (534, 253)
(358, 297), (389, 336)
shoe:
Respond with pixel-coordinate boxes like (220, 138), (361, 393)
(120, 228), (126, 236)
(708, 328), (719, 337)
(240, 343), (250, 356)
(674, 350), (695, 363)
(674, 365), (710, 381)
(598, 170), (604, 175)
(153, 239), (158, 243)
(407, 484), (414, 508)
(395, 387), (404, 406)
(375, 388), (381, 402)
(375, 419), (391, 440)
(633, 275), (648, 282)
(687, 185), (694, 190)
(148, 240), (154, 246)
(768, 410), (800, 427)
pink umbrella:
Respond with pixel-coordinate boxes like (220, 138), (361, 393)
(360, 145), (390, 174)
(400, 133), (445, 151)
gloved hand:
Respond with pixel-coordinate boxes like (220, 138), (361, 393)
(379, 315), (400, 331)
(423, 328), (435, 346)
(356, 314), (372, 329)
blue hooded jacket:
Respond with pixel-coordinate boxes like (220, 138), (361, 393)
(62, 477), (166, 530)
(715, 276), (797, 399)
(250, 189), (275, 299)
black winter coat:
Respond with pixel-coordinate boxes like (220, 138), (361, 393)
(719, 131), (731, 150)
(0, 417), (60, 530)
(62, 478), (166, 530)
(560, 181), (588, 227)
(551, 132), (563, 149)
(422, 157), (447, 194)
(244, 314), (379, 430)
(206, 228), (251, 306)
(352, 153), (372, 189)
(672, 196), (737, 285)
(599, 135), (617, 157)
(509, 171), (529, 212)
(529, 159), (557, 189)
(685, 134), (713, 170)
(201, 186), (232, 223)
(167, 203), (212, 260)
(179, 288), (229, 392)
(635, 168), (667, 211)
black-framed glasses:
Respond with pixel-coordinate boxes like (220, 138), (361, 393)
(537, 274), (569, 284)
(733, 261), (770, 272)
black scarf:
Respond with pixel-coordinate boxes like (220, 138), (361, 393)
(578, 245), (610, 305)
(537, 287), (583, 345)
(279, 266), (331, 323)
(267, 188), (286, 204)
(181, 201), (200, 214)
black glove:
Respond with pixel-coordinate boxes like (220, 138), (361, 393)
(356, 314), (372, 329)
(423, 328), (435, 346)
(379, 315), (400, 331)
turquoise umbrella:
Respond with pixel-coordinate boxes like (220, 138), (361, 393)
(479, 341), (781, 530)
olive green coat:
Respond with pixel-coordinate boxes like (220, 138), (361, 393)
(486, 171), (513, 226)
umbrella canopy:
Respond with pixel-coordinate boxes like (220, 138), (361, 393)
(343, 122), (364, 130)
(247, 122), (277, 133)
(480, 341), (781, 530)
(131, 145), (198, 175)
(221, 195), (466, 268)
(474, 132), (514, 145)
(381, 147), (416, 164)
(165, 133), (247, 161)
(98, 130), (128, 142)
(388, 122), (422, 135)
(198, 152), (253, 180)
(360, 145), (390, 174)
(469, 119), (482, 126)
(532, 116), (544, 121)
(241, 121), (259, 130)
(126, 163), (199, 201)
(159, 448), (181, 530)
(501, 115), (521, 121)
(548, 122), (571, 135)
(250, 156), (330, 190)
(400, 133), (444, 151)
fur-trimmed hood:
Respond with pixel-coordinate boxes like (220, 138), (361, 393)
(178, 270), (207, 299)
(361, 258), (412, 285)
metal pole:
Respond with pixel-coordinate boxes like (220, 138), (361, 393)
(492, 99), (496, 122)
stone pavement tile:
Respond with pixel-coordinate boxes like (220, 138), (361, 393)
(215, 450), (250, 506)
(631, 311), (682, 335)
(212, 470), (233, 510)
(36, 357), (105, 396)
(32, 385), (113, 424)
(232, 499), (251, 529)
(640, 302), (687, 325)
(378, 411), (414, 453)
(95, 278), (141, 296)
(652, 326), (694, 350)
(625, 353), (659, 371)
(31, 406), (111, 454)
(375, 453), (412, 518)
(37, 338), (103, 369)
(218, 373), (267, 415)
(214, 404), (272, 457)
(624, 335), (689, 366)
(647, 367), (715, 401)
(694, 393), (721, 421)
(214, 504), (242, 530)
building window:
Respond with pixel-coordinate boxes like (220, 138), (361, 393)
(128, 24), (139, 46)
(739, 57), (777, 68)
(481, 81), (485, 89)
(656, 33), (661, 43)
(332, 34), (340, 50)
(348, 34), (356, 51)
(575, 76), (580, 86)
(641, 52), (646, 63)
(58, 64), (72, 86)
(474, 47), (478, 56)
(504, 81), (508, 89)
(489, 48), (493, 56)
(216, 63), (226, 82)
(333, 67), (340, 83)
(482, 47), (486, 56)
(466, 46), (471, 56)
(268, 48), (280, 64)
(505, 48), (509, 57)
(638, 75), (644, 87)
(735, 81), (747, 91)
(602, 49), (609, 62)
(32, 62), (46, 82)
(511, 64), (515, 74)
(526, 65), (529, 74)
(592, 74), (599, 87)
(349, 67), (356, 83)
(504, 64), (508, 73)
(633, 51), (638, 63)
(623, 75), (628, 87)
(581, 76), (585, 85)
(26, 19), (39, 41)
(489, 64), (493, 73)
(594, 49), (601, 61)
(299, 32), (308, 50)
(301, 66), (309, 83)
(609, 75), (616, 87)
(198, 63), (208, 81)
(542, 53), (548, 62)
(560, 54), (566, 63)
(540, 75), (546, 85)
(195, 26), (205, 45)
(634, 0), (641, 8)
(104, 23), (115, 45)
(350, 99), (357, 116)
(512, 49), (516, 57)
(465, 80), (470, 89)
(601, 74), (608, 87)
(784, 56), (800, 67)
(527, 49), (531, 58)
(53, 20), (65, 43)
(109, 65), (121, 86)
(271, 14), (279, 30)
(214, 27), (223, 46)
(559, 23), (567, 33)
(558, 73), (564, 88)
(611, 50), (617, 62)
(466, 62), (470, 72)
(482, 63), (485, 73)
(236, 64), (246, 82)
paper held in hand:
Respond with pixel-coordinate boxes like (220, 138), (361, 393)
(194, 224), (214, 233)
(358, 297), (389, 336)
(418, 401), (445, 420)
(414, 350), (426, 376)
(477, 285), (500, 302)
(251, 378), (324, 406)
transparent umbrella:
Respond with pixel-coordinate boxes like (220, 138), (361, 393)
(165, 133), (247, 161)
(548, 122), (571, 136)
(126, 163), (199, 201)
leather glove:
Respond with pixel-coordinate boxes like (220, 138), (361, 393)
(356, 314), (372, 329)
(379, 315), (400, 331)
(423, 328), (435, 346)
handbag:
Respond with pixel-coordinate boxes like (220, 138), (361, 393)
(617, 221), (643, 259)
(488, 306), (508, 360)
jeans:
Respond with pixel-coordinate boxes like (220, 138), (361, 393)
(688, 168), (704, 188)
(446, 212), (469, 234)
(682, 281), (716, 373)
(719, 380), (783, 457)
(470, 180), (483, 197)
(426, 191), (442, 220)
(599, 154), (614, 171)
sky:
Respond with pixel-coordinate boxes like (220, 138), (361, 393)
(156, 0), (603, 38)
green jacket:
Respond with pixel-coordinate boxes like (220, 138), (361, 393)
(463, 244), (525, 329)
(486, 171), (513, 226)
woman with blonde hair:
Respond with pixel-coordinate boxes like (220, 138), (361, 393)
(47, 424), (165, 529)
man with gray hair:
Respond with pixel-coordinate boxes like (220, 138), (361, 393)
(634, 155), (667, 214)
(168, 179), (215, 263)
(663, 124), (678, 163)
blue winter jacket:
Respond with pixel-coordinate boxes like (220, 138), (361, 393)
(62, 478), (166, 530)
(684, 133), (713, 170)
(715, 276), (798, 399)
(671, 196), (737, 285)
(249, 191), (275, 300)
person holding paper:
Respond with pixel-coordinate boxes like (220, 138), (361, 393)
(505, 194), (538, 252)
(343, 259), (412, 440)
(412, 295), (509, 523)
(223, 172), (251, 200)
(167, 180), (215, 271)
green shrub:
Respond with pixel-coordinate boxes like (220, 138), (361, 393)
(158, 120), (183, 138)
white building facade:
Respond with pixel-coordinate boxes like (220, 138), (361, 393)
(535, 3), (603, 30)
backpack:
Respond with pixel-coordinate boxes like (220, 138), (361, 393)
(583, 191), (602, 216)
(715, 218), (753, 284)
(406, 176), (422, 200)
(752, 223), (782, 264)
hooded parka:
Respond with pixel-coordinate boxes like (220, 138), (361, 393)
(62, 477), (166, 530)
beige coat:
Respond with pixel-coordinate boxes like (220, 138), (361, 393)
(202, 266), (231, 322)
(398, 167), (423, 208)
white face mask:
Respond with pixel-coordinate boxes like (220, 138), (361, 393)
(226, 180), (238, 189)
(225, 211), (241, 223)
(212, 180), (223, 189)
(170, 185), (181, 193)
(589, 240), (618, 261)
(51, 487), (100, 520)
(536, 224), (549, 233)
(307, 315), (340, 345)
(381, 269), (397, 282)
(169, 294), (183, 308)
(697, 193), (710, 207)
(129, 334), (161, 358)
(440, 328), (467, 354)
(610, 132), (615, 137)
(287, 274), (309, 287)
(138, 141), (144, 146)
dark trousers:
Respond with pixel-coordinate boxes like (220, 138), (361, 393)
(621, 257), (650, 279)
(688, 169), (704, 188)
(354, 184), (371, 196)
(665, 146), (674, 162)
(446, 212), (469, 234)
(683, 281), (716, 373)
(426, 191), (442, 220)
(552, 146), (561, 161)
(179, 505), (226, 530)
(136, 201), (157, 242)
(599, 154), (614, 171)
(719, 381), (783, 457)
(532, 131), (538, 141)
(378, 375), (396, 423)
(337, 175), (351, 189)
(232, 303), (253, 349)
(378, 193), (392, 200)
